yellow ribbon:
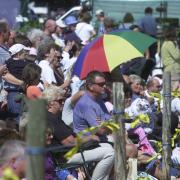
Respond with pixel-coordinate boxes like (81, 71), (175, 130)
(64, 120), (120, 159)
(171, 128), (180, 147)
(1, 168), (19, 180)
(130, 114), (150, 129)
(149, 92), (161, 112)
(146, 128), (180, 164)
(137, 177), (151, 180)
(172, 90), (180, 98)
(146, 149), (162, 164)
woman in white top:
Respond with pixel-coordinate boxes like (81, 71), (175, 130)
(75, 11), (96, 44)
(38, 43), (60, 84)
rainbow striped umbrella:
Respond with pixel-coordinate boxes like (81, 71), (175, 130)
(73, 30), (156, 79)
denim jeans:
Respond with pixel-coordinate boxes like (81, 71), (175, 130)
(7, 91), (22, 122)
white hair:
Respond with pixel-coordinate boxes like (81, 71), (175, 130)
(42, 85), (65, 103)
(0, 140), (26, 166)
(27, 28), (43, 43)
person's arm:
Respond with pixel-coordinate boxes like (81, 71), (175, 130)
(82, 134), (100, 143)
(168, 41), (180, 61)
(71, 91), (85, 106)
(60, 79), (71, 89)
(2, 73), (23, 85)
(0, 65), (7, 76)
(61, 135), (76, 146)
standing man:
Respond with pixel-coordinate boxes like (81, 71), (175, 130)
(139, 7), (157, 37)
(0, 19), (11, 65)
(41, 19), (57, 45)
(95, 9), (105, 36)
(139, 7), (157, 58)
(0, 19), (10, 100)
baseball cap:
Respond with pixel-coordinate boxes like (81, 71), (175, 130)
(56, 19), (67, 28)
(9, 44), (30, 56)
(95, 9), (104, 16)
(64, 16), (78, 25)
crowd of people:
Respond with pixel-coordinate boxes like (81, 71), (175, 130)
(0, 5), (180, 180)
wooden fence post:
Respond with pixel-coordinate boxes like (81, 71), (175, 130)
(162, 72), (171, 180)
(26, 99), (47, 180)
(113, 82), (127, 180)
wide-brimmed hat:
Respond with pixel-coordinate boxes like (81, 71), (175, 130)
(9, 44), (30, 56)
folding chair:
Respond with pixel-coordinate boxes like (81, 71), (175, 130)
(46, 143), (99, 180)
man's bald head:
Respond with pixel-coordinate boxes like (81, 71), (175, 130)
(147, 78), (162, 93)
(44, 19), (57, 35)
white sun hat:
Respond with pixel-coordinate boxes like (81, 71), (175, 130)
(9, 44), (30, 56)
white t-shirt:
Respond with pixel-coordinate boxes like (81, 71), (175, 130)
(62, 97), (73, 126)
(171, 97), (180, 114)
(75, 22), (94, 42)
(38, 60), (57, 84)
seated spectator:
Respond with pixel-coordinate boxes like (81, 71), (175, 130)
(144, 77), (162, 112)
(62, 90), (85, 126)
(42, 85), (115, 180)
(27, 28), (44, 49)
(128, 74), (144, 102)
(38, 43), (61, 85)
(22, 63), (42, 99)
(73, 71), (137, 158)
(53, 20), (67, 48)
(5, 43), (31, 91)
(45, 125), (79, 180)
(0, 128), (20, 146)
(4, 44), (31, 122)
(0, 140), (26, 179)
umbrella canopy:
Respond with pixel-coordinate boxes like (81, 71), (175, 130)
(73, 30), (156, 79)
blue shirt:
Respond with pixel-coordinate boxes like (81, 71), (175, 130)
(73, 92), (111, 133)
(139, 14), (157, 36)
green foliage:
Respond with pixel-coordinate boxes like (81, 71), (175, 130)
(17, 20), (42, 35)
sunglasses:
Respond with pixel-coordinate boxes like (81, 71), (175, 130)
(93, 82), (106, 87)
